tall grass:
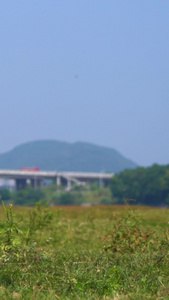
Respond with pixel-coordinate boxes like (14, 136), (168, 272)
(0, 204), (168, 299)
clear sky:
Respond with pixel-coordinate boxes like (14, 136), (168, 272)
(0, 1), (169, 167)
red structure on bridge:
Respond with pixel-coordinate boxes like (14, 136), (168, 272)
(20, 167), (39, 172)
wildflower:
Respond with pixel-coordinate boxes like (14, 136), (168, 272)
(34, 242), (37, 245)
(46, 240), (49, 242)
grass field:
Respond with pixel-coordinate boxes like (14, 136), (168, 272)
(0, 204), (168, 299)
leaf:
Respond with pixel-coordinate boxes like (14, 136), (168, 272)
(2, 201), (7, 212)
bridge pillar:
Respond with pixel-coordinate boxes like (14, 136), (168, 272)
(15, 179), (27, 190)
(31, 178), (44, 189)
(57, 176), (61, 186)
(99, 177), (103, 188)
(67, 179), (71, 190)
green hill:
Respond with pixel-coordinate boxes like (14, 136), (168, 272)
(0, 140), (137, 173)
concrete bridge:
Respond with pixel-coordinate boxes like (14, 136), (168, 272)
(0, 170), (114, 190)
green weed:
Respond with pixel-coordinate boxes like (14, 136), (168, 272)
(0, 204), (168, 299)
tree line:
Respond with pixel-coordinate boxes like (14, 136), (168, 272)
(110, 164), (169, 206)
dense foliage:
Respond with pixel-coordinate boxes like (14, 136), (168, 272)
(0, 184), (113, 206)
(110, 164), (169, 206)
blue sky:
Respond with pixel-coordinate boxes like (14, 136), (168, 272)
(0, 1), (169, 166)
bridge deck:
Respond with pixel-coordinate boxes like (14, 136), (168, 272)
(0, 170), (114, 180)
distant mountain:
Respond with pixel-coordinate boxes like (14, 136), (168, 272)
(0, 140), (137, 173)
